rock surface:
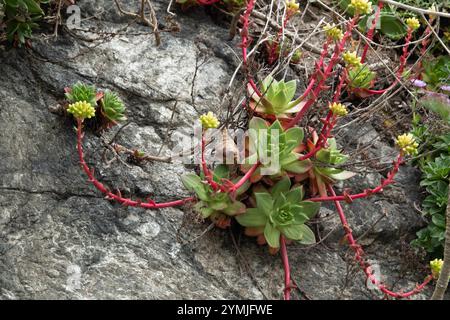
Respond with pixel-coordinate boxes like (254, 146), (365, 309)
(0, 0), (433, 299)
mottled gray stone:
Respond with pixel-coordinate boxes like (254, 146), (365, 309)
(0, 0), (433, 300)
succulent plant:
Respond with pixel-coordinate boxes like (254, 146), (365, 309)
(347, 64), (376, 90)
(413, 149), (449, 254)
(354, 5), (408, 40)
(65, 82), (97, 107)
(422, 56), (450, 91)
(101, 90), (127, 122)
(236, 176), (320, 250)
(295, 137), (355, 197)
(242, 117), (312, 181)
(1, 0), (46, 45)
(314, 138), (355, 181)
(182, 165), (250, 228)
(248, 76), (304, 116)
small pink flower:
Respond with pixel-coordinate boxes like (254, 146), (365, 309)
(440, 85), (450, 92)
(411, 79), (427, 88)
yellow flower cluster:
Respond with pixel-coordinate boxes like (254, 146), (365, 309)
(395, 133), (419, 155)
(329, 102), (348, 116)
(406, 17), (420, 31)
(67, 101), (96, 120)
(348, 0), (373, 16)
(343, 51), (362, 68)
(286, 0), (300, 13)
(430, 259), (443, 280)
(324, 24), (343, 41)
(200, 112), (220, 129)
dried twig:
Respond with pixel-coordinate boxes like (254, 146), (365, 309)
(146, 0), (161, 46)
(379, 0), (450, 18)
(250, 10), (324, 55)
(114, 0), (161, 45)
(420, 14), (450, 55)
(53, 0), (63, 38)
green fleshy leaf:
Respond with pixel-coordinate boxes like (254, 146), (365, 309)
(23, 0), (44, 15)
(269, 120), (283, 132)
(271, 176), (291, 199)
(249, 117), (269, 151)
(379, 14), (407, 40)
(261, 75), (272, 92)
(210, 201), (228, 211)
(297, 201), (320, 219)
(102, 90), (127, 122)
(260, 162), (281, 176)
(255, 192), (274, 216)
(261, 76), (298, 114)
(262, 76), (278, 97)
(290, 207), (309, 225)
(264, 223), (281, 248)
(223, 201), (246, 216)
(327, 138), (337, 150)
(283, 140), (299, 155)
(316, 167), (355, 181)
(327, 170), (357, 180)
(280, 153), (297, 166)
(422, 56), (450, 91)
(432, 214), (446, 229)
(181, 174), (209, 201)
(285, 186), (304, 203)
(280, 224), (304, 240)
(194, 202), (214, 218)
(284, 80), (297, 102)
(272, 90), (290, 111)
(348, 64), (376, 89)
(213, 164), (230, 182)
(65, 82), (97, 106)
(274, 193), (287, 210)
(249, 117), (269, 131)
(252, 184), (269, 194)
(316, 149), (331, 163)
(297, 225), (316, 245)
(316, 139), (348, 166)
(236, 208), (267, 227)
(329, 152), (348, 165)
(282, 159), (312, 174)
(211, 192), (228, 202)
(284, 127), (304, 146)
